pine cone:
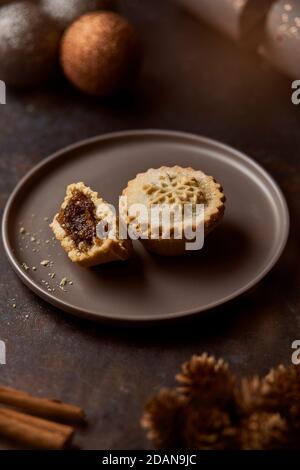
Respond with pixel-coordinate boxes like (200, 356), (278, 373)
(142, 358), (300, 450)
(182, 404), (237, 450)
(262, 364), (300, 428)
(141, 388), (187, 449)
(176, 354), (236, 407)
(239, 412), (289, 450)
(238, 365), (300, 424)
(237, 376), (265, 415)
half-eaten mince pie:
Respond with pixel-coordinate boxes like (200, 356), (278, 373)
(51, 182), (132, 266)
(121, 166), (225, 256)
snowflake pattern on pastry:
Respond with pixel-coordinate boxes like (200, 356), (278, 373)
(143, 173), (206, 206)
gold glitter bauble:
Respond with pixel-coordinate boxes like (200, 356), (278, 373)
(60, 12), (141, 97)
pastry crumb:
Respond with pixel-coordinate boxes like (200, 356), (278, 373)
(19, 227), (26, 234)
(60, 277), (68, 287)
(21, 262), (29, 271)
(40, 260), (50, 267)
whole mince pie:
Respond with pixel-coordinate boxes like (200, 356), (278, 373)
(51, 182), (132, 267)
(120, 166), (225, 256)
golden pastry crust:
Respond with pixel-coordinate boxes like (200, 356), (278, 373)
(51, 182), (132, 267)
(121, 166), (225, 256)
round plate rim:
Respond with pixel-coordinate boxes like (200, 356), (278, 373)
(2, 129), (290, 324)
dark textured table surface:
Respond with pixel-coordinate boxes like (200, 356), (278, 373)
(0, 0), (299, 450)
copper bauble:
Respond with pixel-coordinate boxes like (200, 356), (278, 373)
(61, 12), (141, 97)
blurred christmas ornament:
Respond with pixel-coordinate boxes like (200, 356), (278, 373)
(61, 12), (141, 97)
(177, 0), (247, 41)
(41, 0), (114, 30)
(0, 1), (61, 88)
(259, 0), (300, 78)
(176, 0), (300, 78)
(176, 0), (275, 45)
(142, 353), (300, 450)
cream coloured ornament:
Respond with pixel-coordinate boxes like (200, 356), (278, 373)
(260, 0), (300, 78)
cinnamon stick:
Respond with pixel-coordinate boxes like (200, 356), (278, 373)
(0, 386), (85, 424)
(0, 407), (74, 449)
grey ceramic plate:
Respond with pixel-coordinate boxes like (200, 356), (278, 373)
(2, 130), (289, 324)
